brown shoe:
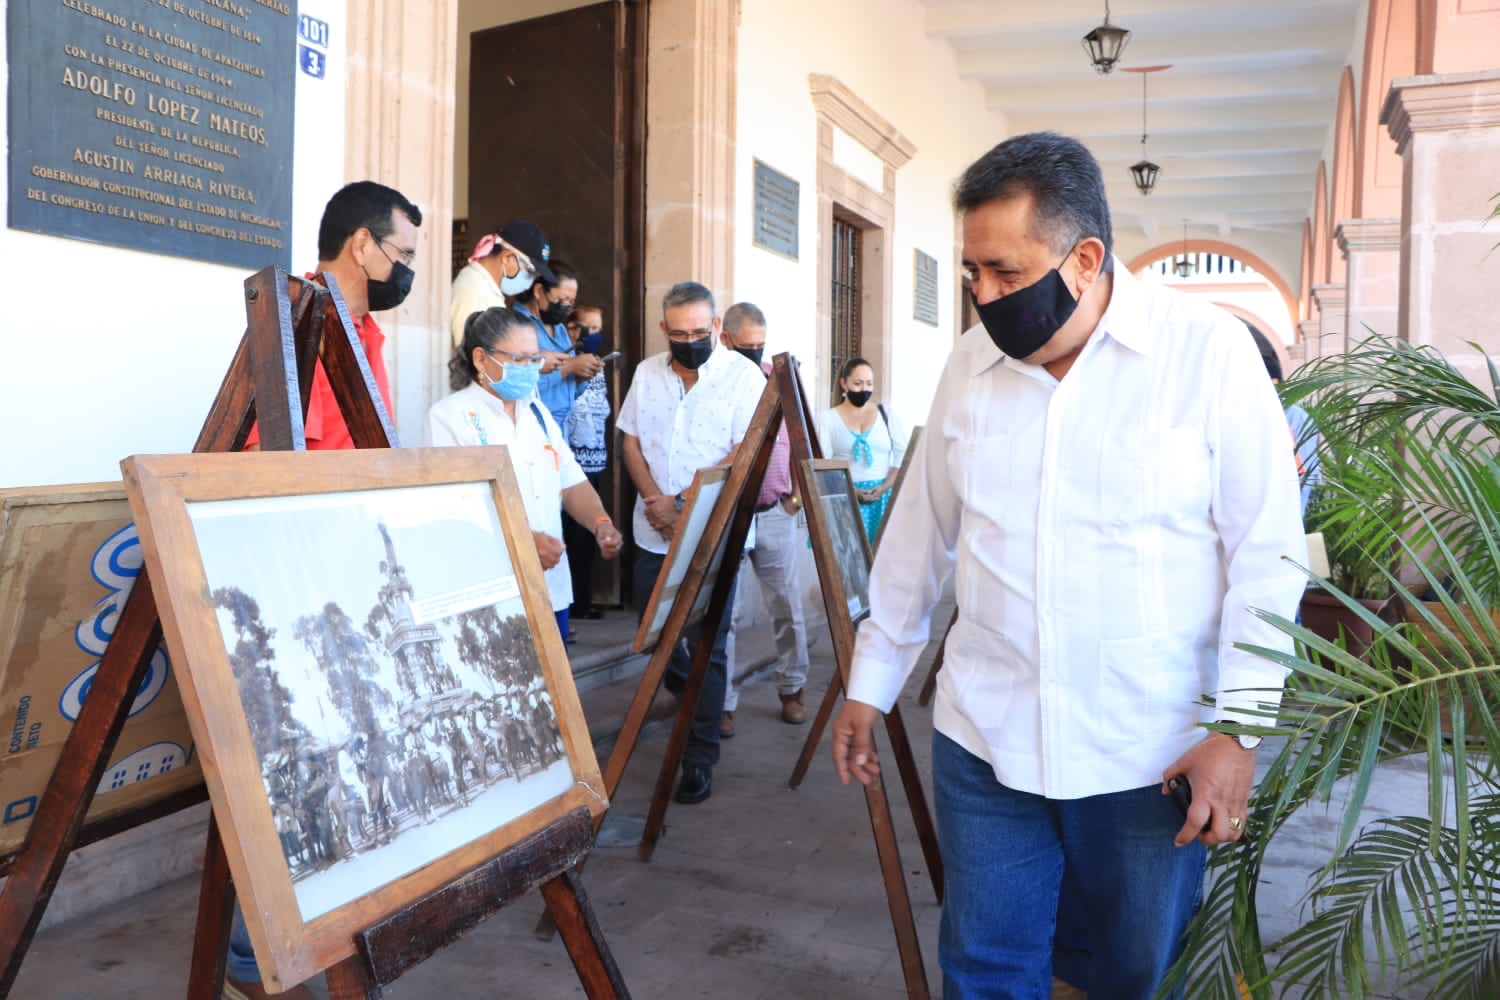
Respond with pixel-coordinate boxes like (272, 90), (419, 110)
(720, 711), (736, 738)
(779, 689), (806, 725)
(224, 977), (316, 1000)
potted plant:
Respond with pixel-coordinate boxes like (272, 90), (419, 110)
(1164, 335), (1500, 999)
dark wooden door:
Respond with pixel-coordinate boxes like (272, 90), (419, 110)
(469, 0), (646, 608)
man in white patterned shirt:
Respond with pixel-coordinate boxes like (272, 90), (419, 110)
(831, 133), (1307, 998)
(618, 281), (767, 804)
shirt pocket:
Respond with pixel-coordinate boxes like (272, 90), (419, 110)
(1091, 634), (1199, 755)
(1093, 424), (1211, 526)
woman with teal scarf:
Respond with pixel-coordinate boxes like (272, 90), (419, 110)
(817, 358), (909, 544)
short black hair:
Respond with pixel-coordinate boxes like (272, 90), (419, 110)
(1246, 321), (1283, 381)
(539, 257), (577, 291)
(449, 307), (531, 390)
(839, 357), (872, 381)
(953, 132), (1112, 257)
(317, 181), (422, 261)
(662, 281), (715, 317)
(723, 302), (766, 333)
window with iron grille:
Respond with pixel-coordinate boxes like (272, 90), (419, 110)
(830, 217), (862, 405)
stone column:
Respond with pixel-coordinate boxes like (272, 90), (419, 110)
(1335, 218), (1401, 348)
(645, 0), (737, 345)
(1382, 70), (1500, 372)
(1312, 283), (1348, 358)
(344, 0), (458, 446)
(1297, 318), (1322, 363)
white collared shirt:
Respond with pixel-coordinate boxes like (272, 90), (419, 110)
(848, 259), (1308, 800)
(425, 383), (587, 611)
(617, 346), (766, 554)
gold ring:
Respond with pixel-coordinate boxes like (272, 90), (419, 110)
(1228, 816), (1244, 832)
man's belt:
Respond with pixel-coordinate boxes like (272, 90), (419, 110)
(754, 501), (777, 513)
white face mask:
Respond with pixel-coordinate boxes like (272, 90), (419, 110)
(500, 261), (536, 297)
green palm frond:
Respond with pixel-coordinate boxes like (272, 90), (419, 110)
(1172, 332), (1500, 999)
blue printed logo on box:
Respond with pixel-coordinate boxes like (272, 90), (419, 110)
(299, 45), (327, 79)
(299, 14), (330, 48)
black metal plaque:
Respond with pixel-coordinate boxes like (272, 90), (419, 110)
(8, 0), (297, 269)
(914, 249), (939, 326)
(752, 159), (798, 260)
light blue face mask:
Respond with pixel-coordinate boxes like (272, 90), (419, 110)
(500, 258), (536, 297)
(489, 359), (542, 400)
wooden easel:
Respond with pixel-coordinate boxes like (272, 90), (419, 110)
(0, 267), (627, 999)
(589, 354), (939, 998)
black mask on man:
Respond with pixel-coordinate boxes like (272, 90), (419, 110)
(670, 337), (714, 370)
(846, 389), (873, 408)
(973, 257), (1083, 360)
(366, 260), (415, 312)
(735, 347), (765, 366)
(541, 300), (573, 326)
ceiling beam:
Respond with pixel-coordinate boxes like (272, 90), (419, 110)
(980, 69), (1335, 111)
(1078, 126), (1328, 161)
(1005, 98), (1332, 136)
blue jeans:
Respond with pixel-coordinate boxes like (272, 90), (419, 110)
(932, 732), (1206, 1000)
(227, 908), (258, 982)
(631, 546), (734, 769)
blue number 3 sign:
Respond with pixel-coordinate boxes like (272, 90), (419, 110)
(299, 45), (326, 79)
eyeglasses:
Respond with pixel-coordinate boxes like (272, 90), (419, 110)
(486, 347), (545, 367)
(374, 237), (417, 267)
(665, 327), (713, 344)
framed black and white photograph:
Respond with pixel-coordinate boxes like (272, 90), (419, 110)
(121, 448), (605, 991)
(805, 460), (873, 623)
(632, 466), (733, 653)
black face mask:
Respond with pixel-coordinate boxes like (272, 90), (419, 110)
(974, 257), (1082, 360)
(735, 347), (765, 367)
(846, 389), (873, 408)
(670, 337), (713, 370)
(540, 300), (573, 326)
(366, 259), (415, 312)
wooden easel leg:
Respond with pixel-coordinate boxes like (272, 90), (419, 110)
(863, 775), (931, 1000)
(325, 956), (379, 1000)
(916, 610), (959, 708)
(638, 630), (715, 860)
(185, 816), (236, 1000)
(0, 574), (162, 995)
(884, 707), (943, 904)
(541, 869), (631, 1000)
(787, 671), (844, 789)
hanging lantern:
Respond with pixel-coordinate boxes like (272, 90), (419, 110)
(1128, 68), (1161, 196)
(1082, 1), (1131, 75)
(1172, 220), (1196, 278)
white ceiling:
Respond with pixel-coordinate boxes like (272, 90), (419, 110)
(920, 0), (1362, 253)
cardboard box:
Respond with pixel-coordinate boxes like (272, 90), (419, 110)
(0, 483), (203, 858)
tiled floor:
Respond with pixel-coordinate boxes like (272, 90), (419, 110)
(15, 601), (1429, 998)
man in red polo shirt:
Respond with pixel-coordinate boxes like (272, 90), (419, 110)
(231, 180), (420, 1000)
(246, 180), (423, 451)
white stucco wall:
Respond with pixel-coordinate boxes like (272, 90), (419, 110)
(731, 0), (1009, 433)
(0, 0), (346, 490)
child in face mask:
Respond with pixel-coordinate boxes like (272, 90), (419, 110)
(562, 305), (615, 620)
(426, 306), (622, 639)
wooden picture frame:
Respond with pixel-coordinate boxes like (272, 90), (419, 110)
(805, 460), (873, 624)
(121, 447), (606, 991)
(872, 425), (922, 554)
(630, 466), (733, 653)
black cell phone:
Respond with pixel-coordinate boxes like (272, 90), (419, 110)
(1167, 775), (1193, 817)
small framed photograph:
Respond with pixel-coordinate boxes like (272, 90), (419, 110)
(632, 466), (734, 653)
(121, 447), (606, 991)
(804, 460), (873, 623)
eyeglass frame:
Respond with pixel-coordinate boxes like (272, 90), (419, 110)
(371, 234), (418, 267)
(485, 347), (546, 367)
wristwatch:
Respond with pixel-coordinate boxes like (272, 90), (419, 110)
(674, 492), (686, 512)
(1217, 721), (1263, 751)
